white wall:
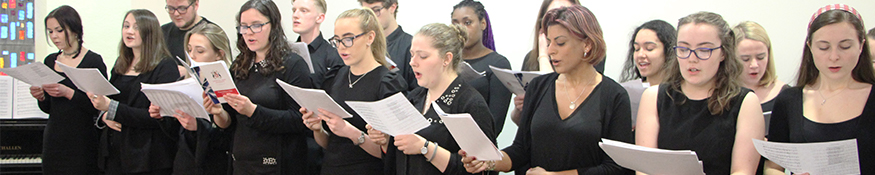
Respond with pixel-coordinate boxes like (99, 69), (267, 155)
(36, 0), (875, 172)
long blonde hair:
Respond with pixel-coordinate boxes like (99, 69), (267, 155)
(184, 23), (232, 65)
(336, 8), (390, 68)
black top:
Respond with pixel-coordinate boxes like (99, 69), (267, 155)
(503, 73), (633, 175)
(319, 65), (406, 175)
(383, 77), (495, 175)
(760, 84), (791, 137)
(465, 52), (512, 136)
(172, 117), (232, 175)
(38, 51), (105, 175)
(161, 17), (213, 65)
(101, 57), (182, 174)
(224, 53), (314, 175)
(297, 32), (345, 89)
(656, 85), (751, 175)
(769, 86), (875, 174)
(520, 50), (605, 74)
(386, 26), (418, 92)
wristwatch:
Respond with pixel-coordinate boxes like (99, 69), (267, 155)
(420, 141), (430, 155)
(354, 132), (366, 146)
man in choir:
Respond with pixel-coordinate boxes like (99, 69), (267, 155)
(163, 0), (213, 73)
(359, 0), (417, 91)
(292, 0), (343, 88)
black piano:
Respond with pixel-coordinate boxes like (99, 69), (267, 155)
(0, 119), (45, 174)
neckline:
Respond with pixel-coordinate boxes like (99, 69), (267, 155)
(551, 74), (604, 121)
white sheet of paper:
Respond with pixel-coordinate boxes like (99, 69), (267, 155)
(291, 42), (315, 74)
(275, 79), (352, 118)
(0, 62), (65, 86)
(0, 76), (13, 119)
(345, 93), (429, 136)
(385, 56), (399, 72)
(56, 61), (118, 96)
(192, 61), (237, 103)
(599, 138), (705, 175)
(752, 139), (860, 175)
(180, 57), (222, 104)
(489, 65), (547, 95)
(458, 61), (486, 82)
(432, 102), (501, 160)
(12, 79), (49, 119)
(141, 78), (210, 121)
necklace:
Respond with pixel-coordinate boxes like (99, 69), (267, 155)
(817, 84), (846, 105)
(563, 76), (592, 109)
(61, 49), (79, 56)
(348, 67), (375, 88)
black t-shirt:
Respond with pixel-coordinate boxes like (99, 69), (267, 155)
(503, 73), (633, 175)
(161, 17), (213, 65)
(296, 32), (344, 89)
(383, 77), (495, 175)
(319, 65), (406, 175)
(465, 52), (512, 135)
(770, 86), (875, 174)
(386, 26), (418, 91)
(39, 51), (105, 174)
(656, 85), (751, 175)
(225, 53), (314, 175)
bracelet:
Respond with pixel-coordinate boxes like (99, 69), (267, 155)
(487, 160), (496, 171)
(427, 142), (438, 162)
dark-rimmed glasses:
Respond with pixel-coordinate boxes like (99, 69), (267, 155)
(165, 1), (195, 14)
(237, 22), (270, 34)
(329, 32), (367, 48)
(674, 46), (722, 60)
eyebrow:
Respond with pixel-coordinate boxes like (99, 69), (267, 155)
(677, 41), (716, 47)
(551, 36), (567, 41)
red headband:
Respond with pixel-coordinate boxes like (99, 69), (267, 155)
(809, 4), (863, 27)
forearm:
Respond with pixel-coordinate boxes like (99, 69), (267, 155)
(763, 160), (784, 175)
(424, 144), (452, 173)
(313, 130), (329, 149)
(213, 110), (231, 129)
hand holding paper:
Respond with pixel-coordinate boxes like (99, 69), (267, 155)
(432, 101), (501, 160)
(141, 78), (211, 121)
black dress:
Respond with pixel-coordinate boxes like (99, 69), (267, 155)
(383, 77), (495, 175)
(769, 86), (875, 174)
(225, 53), (314, 175)
(655, 85), (751, 175)
(503, 73), (633, 175)
(319, 65), (406, 175)
(100, 57), (182, 174)
(38, 51), (104, 175)
(465, 52), (512, 135)
(386, 26), (417, 91)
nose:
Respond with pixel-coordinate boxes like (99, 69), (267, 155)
(749, 59), (759, 69)
(409, 55), (417, 68)
(827, 48), (841, 62)
(546, 42), (557, 59)
(636, 50), (647, 60)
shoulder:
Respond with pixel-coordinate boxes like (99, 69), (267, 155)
(407, 86), (427, 102)
(486, 52), (511, 68)
(83, 51), (104, 62)
(599, 76), (629, 96)
(379, 66), (406, 85)
(161, 23), (174, 32)
(43, 52), (59, 63)
(530, 72), (559, 88)
(774, 86), (803, 104)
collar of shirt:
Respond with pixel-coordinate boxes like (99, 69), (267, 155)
(386, 25), (406, 44)
(296, 32), (326, 53)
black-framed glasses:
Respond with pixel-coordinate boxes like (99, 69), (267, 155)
(369, 6), (383, 17)
(165, 1), (195, 14)
(329, 32), (367, 48)
(237, 22), (270, 34)
(674, 46), (722, 60)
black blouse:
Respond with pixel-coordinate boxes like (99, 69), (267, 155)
(465, 52), (512, 135)
(386, 26), (418, 91)
(655, 85), (751, 175)
(384, 77), (495, 175)
(503, 73), (633, 175)
(769, 86), (875, 174)
(224, 53), (314, 175)
(101, 57), (182, 174)
(39, 51), (105, 175)
(319, 65), (406, 175)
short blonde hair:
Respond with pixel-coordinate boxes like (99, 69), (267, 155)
(292, 0), (326, 13)
(733, 21), (776, 87)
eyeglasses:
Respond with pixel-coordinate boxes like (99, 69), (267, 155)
(165, 1), (195, 14)
(329, 32), (367, 48)
(674, 46), (722, 60)
(237, 22), (270, 34)
(369, 6), (383, 17)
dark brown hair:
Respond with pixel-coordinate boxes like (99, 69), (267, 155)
(45, 5), (84, 58)
(357, 0), (398, 18)
(114, 9), (170, 74)
(231, 0), (290, 79)
(523, 0), (580, 71)
(540, 5), (605, 66)
(796, 10), (875, 86)
(663, 11), (742, 115)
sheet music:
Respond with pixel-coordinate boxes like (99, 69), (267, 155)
(752, 139), (860, 175)
(56, 61), (118, 96)
(141, 78), (210, 121)
(291, 42), (315, 74)
(599, 138), (705, 175)
(432, 102), (501, 160)
(0, 62), (64, 86)
(192, 61), (237, 103)
(0, 76), (13, 119)
(345, 93), (429, 136)
(178, 57), (220, 104)
(489, 65), (548, 95)
(458, 61), (486, 82)
(12, 79), (48, 119)
(275, 79), (352, 118)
